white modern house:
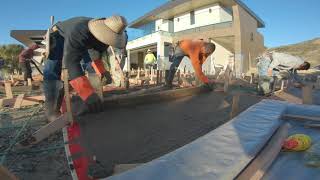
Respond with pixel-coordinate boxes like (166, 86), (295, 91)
(126, 0), (266, 77)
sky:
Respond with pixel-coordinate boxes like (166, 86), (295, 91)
(0, 0), (319, 47)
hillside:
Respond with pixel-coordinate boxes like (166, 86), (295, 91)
(270, 38), (320, 67)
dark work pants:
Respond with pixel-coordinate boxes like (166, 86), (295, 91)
(20, 61), (32, 81)
(166, 46), (186, 85)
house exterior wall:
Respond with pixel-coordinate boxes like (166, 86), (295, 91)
(173, 4), (232, 32)
(233, 4), (265, 76)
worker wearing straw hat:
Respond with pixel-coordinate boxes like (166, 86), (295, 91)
(43, 15), (128, 118)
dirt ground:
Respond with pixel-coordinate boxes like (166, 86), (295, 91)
(0, 106), (71, 180)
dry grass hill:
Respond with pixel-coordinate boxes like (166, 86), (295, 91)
(270, 38), (320, 67)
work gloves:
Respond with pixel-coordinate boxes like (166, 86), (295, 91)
(101, 71), (113, 85)
(202, 82), (216, 91)
(70, 76), (103, 114)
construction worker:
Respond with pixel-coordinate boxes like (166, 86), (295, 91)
(257, 51), (310, 95)
(144, 49), (157, 70)
(43, 15), (127, 118)
(165, 39), (216, 89)
(18, 44), (39, 85)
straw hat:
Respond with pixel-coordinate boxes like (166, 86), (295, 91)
(88, 15), (128, 48)
(147, 49), (152, 53)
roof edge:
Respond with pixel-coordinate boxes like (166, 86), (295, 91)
(129, 0), (265, 28)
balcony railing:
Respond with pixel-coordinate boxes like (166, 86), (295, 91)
(174, 21), (233, 37)
(128, 30), (173, 42)
(128, 21), (233, 42)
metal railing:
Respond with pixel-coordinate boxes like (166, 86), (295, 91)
(128, 21), (233, 42)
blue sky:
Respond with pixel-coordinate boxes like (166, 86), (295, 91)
(0, 0), (319, 47)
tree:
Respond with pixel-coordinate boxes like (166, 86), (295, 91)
(0, 44), (24, 73)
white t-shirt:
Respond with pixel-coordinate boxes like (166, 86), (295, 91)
(269, 52), (304, 70)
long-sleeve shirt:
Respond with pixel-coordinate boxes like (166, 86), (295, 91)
(144, 53), (156, 64)
(19, 48), (34, 63)
(179, 40), (210, 84)
(54, 17), (108, 80)
(269, 52), (304, 71)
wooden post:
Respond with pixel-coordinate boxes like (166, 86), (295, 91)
(159, 70), (163, 83)
(13, 94), (25, 109)
(27, 78), (32, 86)
(230, 94), (240, 119)
(224, 66), (231, 93)
(137, 68), (140, 79)
(151, 68), (155, 82)
(316, 76), (320, 89)
(156, 70), (160, 85)
(177, 70), (181, 83)
(280, 80), (285, 91)
(5, 82), (13, 99)
(62, 69), (73, 122)
(250, 73), (254, 84)
(302, 85), (313, 105)
(10, 75), (14, 84)
(88, 74), (103, 99)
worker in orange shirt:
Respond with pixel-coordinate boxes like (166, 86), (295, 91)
(165, 39), (216, 90)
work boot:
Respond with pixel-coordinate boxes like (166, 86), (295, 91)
(43, 80), (64, 121)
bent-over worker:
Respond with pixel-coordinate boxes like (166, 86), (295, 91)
(165, 39), (216, 90)
(43, 15), (128, 118)
(257, 51), (310, 95)
(19, 44), (39, 85)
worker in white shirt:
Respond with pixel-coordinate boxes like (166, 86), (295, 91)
(257, 51), (310, 95)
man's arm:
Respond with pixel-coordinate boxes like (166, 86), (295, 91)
(189, 53), (209, 84)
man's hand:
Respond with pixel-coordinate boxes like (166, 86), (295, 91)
(101, 71), (112, 85)
(202, 80), (216, 91)
(267, 69), (273, 76)
(84, 93), (103, 113)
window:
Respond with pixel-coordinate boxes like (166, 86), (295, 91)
(250, 32), (254, 41)
(209, 8), (212, 13)
(190, 11), (195, 25)
(177, 18), (180, 22)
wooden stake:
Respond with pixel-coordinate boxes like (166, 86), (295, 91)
(250, 73), (254, 84)
(62, 69), (73, 123)
(27, 78), (32, 86)
(13, 94), (24, 109)
(5, 82), (13, 99)
(280, 80), (285, 91)
(88, 73), (103, 99)
(156, 70), (160, 85)
(236, 123), (290, 180)
(159, 70), (163, 83)
(224, 66), (231, 93)
(302, 85), (313, 105)
(0, 99), (3, 109)
(230, 94), (240, 119)
(10, 75), (14, 84)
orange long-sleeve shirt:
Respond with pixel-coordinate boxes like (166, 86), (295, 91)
(179, 40), (210, 84)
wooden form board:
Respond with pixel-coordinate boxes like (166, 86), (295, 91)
(13, 94), (25, 109)
(236, 123), (290, 180)
(281, 114), (320, 122)
(17, 114), (69, 148)
(5, 82), (13, 99)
